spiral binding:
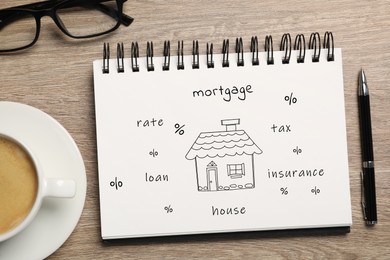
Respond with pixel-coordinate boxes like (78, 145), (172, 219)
(324, 31), (334, 61)
(222, 39), (229, 68)
(131, 42), (139, 72)
(192, 40), (200, 69)
(265, 35), (274, 65)
(177, 40), (184, 70)
(117, 42), (124, 73)
(235, 37), (244, 67)
(102, 42), (109, 74)
(309, 32), (321, 62)
(101, 32), (336, 74)
(294, 34), (306, 63)
(250, 36), (259, 66)
(280, 33), (291, 64)
(163, 40), (170, 71)
(146, 41), (154, 72)
(206, 43), (214, 68)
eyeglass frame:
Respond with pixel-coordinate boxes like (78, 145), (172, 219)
(0, 0), (133, 53)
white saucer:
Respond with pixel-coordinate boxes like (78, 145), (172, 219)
(0, 101), (87, 260)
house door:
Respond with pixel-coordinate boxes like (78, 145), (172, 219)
(206, 166), (218, 191)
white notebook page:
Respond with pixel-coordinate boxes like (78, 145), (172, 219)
(93, 48), (352, 239)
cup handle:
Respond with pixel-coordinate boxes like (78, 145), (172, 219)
(43, 179), (76, 198)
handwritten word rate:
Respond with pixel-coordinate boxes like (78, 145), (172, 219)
(137, 118), (164, 127)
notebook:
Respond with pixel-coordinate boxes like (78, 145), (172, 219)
(93, 32), (352, 240)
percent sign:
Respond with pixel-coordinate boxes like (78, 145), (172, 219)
(149, 149), (158, 157)
(174, 123), (185, 135)
(280, 187), (288, 195)
(110, 177), (123, 190)
(293, 146), (302, 155)
(164, 205), (173, 213)
(311, 186), (320, 195)
(285, 92), (298, 105)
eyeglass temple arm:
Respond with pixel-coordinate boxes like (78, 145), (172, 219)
(91, 2), (133, 26)
(120, 13), (133, 26)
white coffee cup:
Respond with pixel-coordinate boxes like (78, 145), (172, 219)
(0, 130), (76, 242)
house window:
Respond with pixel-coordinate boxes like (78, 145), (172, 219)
(227, 163), (245, 178)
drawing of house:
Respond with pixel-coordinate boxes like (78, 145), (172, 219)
(185, 119), (262, 192)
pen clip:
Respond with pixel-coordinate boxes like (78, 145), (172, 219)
(360, 171), (367, 220)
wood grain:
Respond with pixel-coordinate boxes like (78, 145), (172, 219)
(1, 0), (389, 258)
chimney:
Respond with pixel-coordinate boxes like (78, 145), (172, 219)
(221, 119), (240, 131)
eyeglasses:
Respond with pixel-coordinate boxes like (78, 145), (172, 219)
(0, 0), (133, 53)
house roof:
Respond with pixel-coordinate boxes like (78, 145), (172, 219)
(185, 130), (262, 160)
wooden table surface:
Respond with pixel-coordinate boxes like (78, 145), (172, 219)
(1, 0), (390, 259)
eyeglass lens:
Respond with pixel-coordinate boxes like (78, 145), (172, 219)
(0, 12), (38, 51)
(0, 0), (121, 52)
(56, 1), (120, 37)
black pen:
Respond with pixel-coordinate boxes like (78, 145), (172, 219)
(358, 69), (377, 225)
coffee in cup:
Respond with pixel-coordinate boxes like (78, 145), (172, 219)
(0, 136), (38, 235)
(0, 131), (76, 243)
